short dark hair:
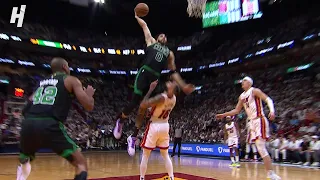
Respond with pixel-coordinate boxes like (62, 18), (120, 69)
(51, 57), (67, 73)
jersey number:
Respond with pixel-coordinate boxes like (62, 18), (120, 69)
(158, 109), (171, 119)
(155, 52), (163, 62)
(33, 86), (58, 105)
(245, 97), (249, 108)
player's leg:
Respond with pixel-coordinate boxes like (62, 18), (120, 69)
(245, 143), (251, 160)
(253, 117), (281, 180)
(228, 138), (235, 166)
(251, 143), (258, 161)
(114, 93), (143, 139)
(160, 149), (174, 180)
(274, 148), (279, 162)
(17, 119), (37, 180)
(49, 121), (88, 180)
(234, 138), (240, 167)
(229, 147), (235, 166)
(140, 122), (157, 179)
(113, 67), (146, 139)
(140, 148), (152, 180)
(177, 138), (182, 157)
(157, 123), (174, 179)
(171, 138), (178, 157)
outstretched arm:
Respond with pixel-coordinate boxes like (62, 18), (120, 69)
(216, 98), (243, 119)
(168, 51), (195, 95)
(135, 13), (156, 46)
(252, 88), (275, 120)
(140, 81), (165, 108)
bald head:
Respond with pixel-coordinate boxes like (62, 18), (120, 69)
(51, 57), (69, 74)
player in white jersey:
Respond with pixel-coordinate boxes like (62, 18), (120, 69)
(216, 76), (281, 180)
(139, 80), (178, 180)
(224, 116), (240, 167)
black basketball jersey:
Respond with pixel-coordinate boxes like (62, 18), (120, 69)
(26, 72), (73, 122)
(143, 43), (170, 74)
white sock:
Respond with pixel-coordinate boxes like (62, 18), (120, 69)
(140, 149), (151, 179)
(231, 156), (235, 163)
(267, 170), (275, 177)
(245, 154), (249, 159)
(235, 156), (239, 162)
(254, 154), (258, 160)
(160, 149), (174, 179)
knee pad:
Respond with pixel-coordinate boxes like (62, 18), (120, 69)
(255, 139), (269, 158)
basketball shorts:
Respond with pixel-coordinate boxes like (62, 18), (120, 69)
(19, 117), (79, 161)
(248, 116), (270, 142)
(140, 121), (170, 150)
(134, 65), (160, 96)
(228, 137), (239, 148)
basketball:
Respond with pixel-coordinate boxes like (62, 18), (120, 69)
(135, 3), (149, 17)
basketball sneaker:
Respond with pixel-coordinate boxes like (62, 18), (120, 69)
(113, 119), (123, 139)
(127, 135), (137, 156)
(229, 162), (235, 167)
(267, 171), (281, 180)
(311, 162), (319, 167)
(235, 162), (241, 167)
(16, 162), (31, 180)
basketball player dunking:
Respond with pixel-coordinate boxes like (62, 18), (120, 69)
(224, 116), (240, 167)
(113, 12), (194, 156)
(216, 76), (281, 180)
(17, 58), (95, 180)
(139, 80), (177, 180)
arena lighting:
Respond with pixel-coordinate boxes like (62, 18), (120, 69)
(94, 0), (104, 3)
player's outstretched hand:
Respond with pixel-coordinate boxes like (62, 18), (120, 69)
(182, 84), (195, 95)
(149, 80), (158, 91)
(216, 114), (225, 120)
(134, 11), (138, 18)
(84, 85), (96, 97)
(268, 112), (275, 120)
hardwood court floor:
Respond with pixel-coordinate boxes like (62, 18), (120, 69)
(0, 151), (319, 180)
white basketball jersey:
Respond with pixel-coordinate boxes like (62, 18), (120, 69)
(225, 122), (238, 138)
(239, 87), (265, 120)
(150, 93), (176, 122)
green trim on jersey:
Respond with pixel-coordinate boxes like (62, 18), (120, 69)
(19, 153), (35, 161)
(141, 65), (160, 77)
(133, 68), (144, 96)
(133, 65), (160, 96)
(58, 122), (79, 158)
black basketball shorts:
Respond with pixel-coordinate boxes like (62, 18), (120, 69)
(19, 117), (79, 161)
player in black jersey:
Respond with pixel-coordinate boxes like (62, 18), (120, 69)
(113, 12), (195, 156)
(17, 57), (95, 180)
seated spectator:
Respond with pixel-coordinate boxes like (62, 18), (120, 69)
(288, 136), (303, 164)
(276, 135), (289, 163)
(304, 135), (320, 167)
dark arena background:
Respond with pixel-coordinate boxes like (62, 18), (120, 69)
(0, 0), (320, 179)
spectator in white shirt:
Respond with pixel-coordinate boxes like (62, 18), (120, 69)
(276, 136), (289, 163)
(270, 135), (281, 162)
(288, 136), (302, 164)
(307, 123), (317, 134)
(304, 135), (320, 167)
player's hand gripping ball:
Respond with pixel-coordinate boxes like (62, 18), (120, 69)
(134, 3), (149, 17)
